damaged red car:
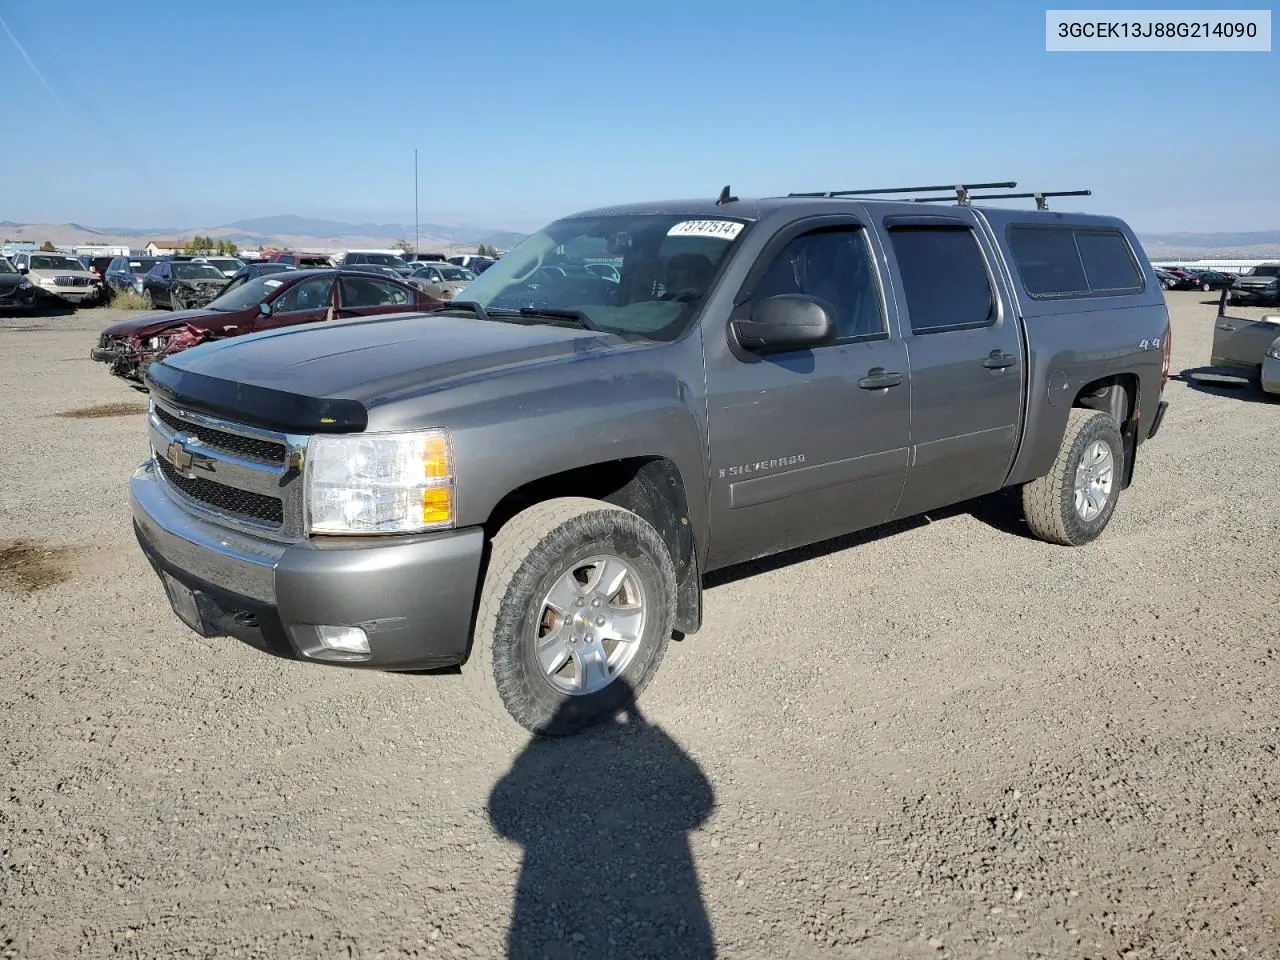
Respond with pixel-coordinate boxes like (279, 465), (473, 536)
(91, 268), (441, 385)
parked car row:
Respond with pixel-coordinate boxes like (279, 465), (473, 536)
(1153, 265), (1238, 292)
(90, 267), (442, 383)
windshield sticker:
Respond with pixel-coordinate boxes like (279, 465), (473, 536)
(263, 279), (284, 287)
(667, 220), (744, 241)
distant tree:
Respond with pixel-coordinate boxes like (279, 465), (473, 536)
(392, 238), (413, 254)
(477, 242), (497, 258)
(39, 240), (55, 252)
(213, 239), (239, 256)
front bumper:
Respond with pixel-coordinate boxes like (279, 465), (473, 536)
(1230, 287), (1279, 304)
(130, 460), (486, 670)
(0, 290), (37, 311)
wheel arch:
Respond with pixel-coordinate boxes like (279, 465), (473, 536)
(481, 456), (702, 635)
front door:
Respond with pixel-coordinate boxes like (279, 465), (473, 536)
(704, 220), (912, 569)
(1212, 314), (1280, 370)
(877, 216), (1024, 519)
(253, 275), (335, 332)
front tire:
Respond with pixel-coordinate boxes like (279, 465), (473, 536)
(1202, 282), (1212, 292)
(465, 497), (676, 737)
(1021, 408), (1124, 547)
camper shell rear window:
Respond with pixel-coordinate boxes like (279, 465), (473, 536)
(1006, 224), (1145, 299)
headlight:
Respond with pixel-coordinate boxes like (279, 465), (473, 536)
(146, 335), (164, 349)
(17, 279), (32, 290)
(1266, 345), (1280, 361)
(38, 277), (56, 286)
(306, 429), (455, 534)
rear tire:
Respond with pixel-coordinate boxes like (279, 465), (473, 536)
(1021, 409), (1124, 547)
(1202, 282), (1211, 292)
(464, 497), (676, 737)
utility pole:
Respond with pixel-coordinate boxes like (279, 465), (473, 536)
(414, 147), (420, 257)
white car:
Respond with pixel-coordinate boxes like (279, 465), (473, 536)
(192, 256), (246, 279)
(1210, 289), (1280, 396)
(11, 252), (105, 305)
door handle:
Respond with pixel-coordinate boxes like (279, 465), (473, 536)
(983, 350), (1017, 369)
(857, 368), (904, 390)
(1215, 323), (1235, 331)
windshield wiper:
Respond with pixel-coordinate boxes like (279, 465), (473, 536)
(430, 299), (490, 322)
(513, 307), (600, 331)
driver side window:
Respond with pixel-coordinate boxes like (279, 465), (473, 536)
(750, 227), (886, 342)
(273, 277), (334, 313)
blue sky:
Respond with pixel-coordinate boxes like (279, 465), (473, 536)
(0, 0), (1275, 233)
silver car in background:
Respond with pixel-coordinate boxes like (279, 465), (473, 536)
(408, 263), (475, 300)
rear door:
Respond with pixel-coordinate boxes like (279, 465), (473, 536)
(877, 214), (1024, 518)
(253, 274), (336, 332)
(336, 274), (417, 318)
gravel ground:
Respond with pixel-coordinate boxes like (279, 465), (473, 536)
(2, 292), (1278, 959)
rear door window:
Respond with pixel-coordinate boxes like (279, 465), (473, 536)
(340, 276), (412, 308)
(888, 226), (995, 334)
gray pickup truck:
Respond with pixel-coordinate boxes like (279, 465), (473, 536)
(130, 182), (1171, 736)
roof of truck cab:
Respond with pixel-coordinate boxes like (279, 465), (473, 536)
(560, 196), (1130, 231)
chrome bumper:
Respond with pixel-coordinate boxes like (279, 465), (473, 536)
(131, 460), (282, 602)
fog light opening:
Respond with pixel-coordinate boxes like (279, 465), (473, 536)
(315, 624), (371, 656)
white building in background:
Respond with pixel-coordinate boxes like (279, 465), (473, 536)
(72, 244), (130, 257)
(144, 239), (188, 256)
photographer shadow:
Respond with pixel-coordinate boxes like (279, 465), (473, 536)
(488, 682), (716, 959)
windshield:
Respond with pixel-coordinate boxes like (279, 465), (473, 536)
(30, 255), (85, 272)
(1247, 265), (1280, 277)
(173, 263), (227, 280)
(129, 260), (156, 273)
(439, 267), (472, 281)
(448, 214), (747, 339)
(206, 275), (285, 311)
(0, 259), (15, 274)
(205, 258), (242, 271)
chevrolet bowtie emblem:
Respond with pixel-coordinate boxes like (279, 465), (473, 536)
(167, 438), (194, 473)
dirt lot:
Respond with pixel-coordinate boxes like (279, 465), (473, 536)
(2, 292), (1278, 960)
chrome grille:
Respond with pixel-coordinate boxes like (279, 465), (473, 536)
(152, 404), (286, 464)
(55, 276), (90, 286)
(148, 396), (308, 542)
(157, 457), (284, 524)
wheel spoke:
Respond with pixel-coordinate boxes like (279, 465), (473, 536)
(544, 572), (583, 614)
(536, 626), (573, 676)
(573, 642), (612, 693)
(604, 603), (644, 644)
(591, 557), (631, 599)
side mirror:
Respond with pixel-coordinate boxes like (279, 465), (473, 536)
(258, 302), (272, 317)
(18, 266), (27, 274)
(730, 294), (836, 354)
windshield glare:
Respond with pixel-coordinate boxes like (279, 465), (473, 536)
(206, 275), (282, 311)
(173, 263), (227, 280)
(451, 214), (746, 339)
(31, 255), (85, 271)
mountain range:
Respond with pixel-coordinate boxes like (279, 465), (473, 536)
(0, 216), (527, 254)
(2, 219), (1278, 260)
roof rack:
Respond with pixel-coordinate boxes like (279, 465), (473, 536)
(788, 181), (1017, 203)
(910, 189), (1093, 210)
(785, 181), (1092, 209)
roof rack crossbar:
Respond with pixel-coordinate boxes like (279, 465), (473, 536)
(911, 189), (1092, 210)
(788, 181), (1017, 202)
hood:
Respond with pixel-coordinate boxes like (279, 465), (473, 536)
(102, 307), (226, 337)
(163, 312), (632, 405)
(0, 273), (27, 289)
(29, 266), (97, 280)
